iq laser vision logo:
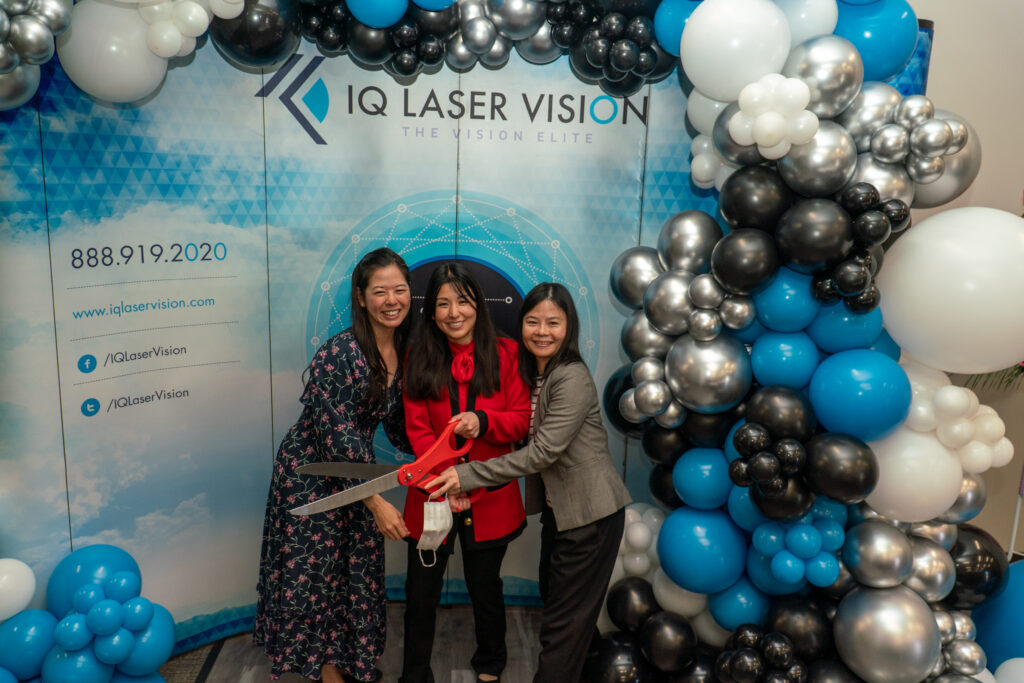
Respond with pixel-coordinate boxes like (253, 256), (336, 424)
(256, 53), (330, 145)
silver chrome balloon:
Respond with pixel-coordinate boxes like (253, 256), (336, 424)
(478, 34), (510, 67)
(0, 0), (32, 14)
(905, 536), (955, 603)
(910, 521), (958, 551)
(778, 120), (857, 197)
(951, 611), (976, 641)
(713, 101), (767, 165)
(870, 123), (910, 164)
(842, 520), (914, 588)
(462, 15), (498, 55)
(910, 118), (953, 158)
(664, 333), (751, 414)
(8, 14), (53, 65)
(0, 8), (10, 43)
(445, 33), (478, 70)
(842, 152), (915, 205)
(943, 116), (969, 155)
(932, 674), (980, 683)
(459, 0), (486, 22)
(618, 388), (648, 424)
(0, 62), (38, 111)
(656, 210), (722, 274)
(643, 270), (694, 336)
(0, 41), (17, 75)
(781, 34), (864, 118)
(719, 295), (755, 330)
(936, 473), (986, 524)
(513, 20), (561, 64)
(848, 501), (912, 531)
(893, 94), (935, 129)
(29, 0), (71, 35)
(631, 356), (665, 384)
(835, 81), (902, 152)
(621, 309), (674, 361)
(611, 246), (664, 310)
(911, 110), (981, 209)
(688, 273), (726, 309)
(934, 610), (957, 645)
(633, 379), (672, 416)
(906, 152), (944, 184)
(655, 400), (687, 429)
(486, 0), (545, 40)
(833, 585), (941, 683)
(687, 308), (722, 342)
(943, 639), (986, 676)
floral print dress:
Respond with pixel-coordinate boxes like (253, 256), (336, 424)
(254, 329), (410, 681)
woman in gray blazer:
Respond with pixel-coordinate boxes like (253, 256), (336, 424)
(428, 282), (631, 683)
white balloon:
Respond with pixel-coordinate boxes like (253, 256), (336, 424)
(957, 441), (993, 474)
(786, 109), (818, 145)
(642, 508), (666, 531)
(900, 356), (952, 393)
(146, 19), (181, 59)
(974, 669), (997, 683)
(624, 506), (643, 526)
(773, 77), (811, 115)
(0, 558), (36, 622)
(624, 521), (653, 551)
(995, 658), (1024, 683)
(991, 437), (1014, 468)
(56, 0), (167, 103)
(973, 413), (1005, 444)
(176, 33), (196, 57)
(691, 133), (714, 157)
(137, 0), (173, 23)
(867, 427), (964, 523)
(904, 401), (937, 433)
(692, 608), (731, 647)
(172, 0), (208, 37)
(878, 208), (1024, 374)
(753, 111), (787, 147)
(687, 89), (730, 136)
(728, 111), (756, 146)
(936, 419), (975, 449)
(714, 162), (739, 190)
(690, 153), (719, 184)
(680, 0), (791, 102)
(208, 0), (243, 19)
(738, 80), (771, 116)
(772, 0), (837, 47)
(933, 386), (971, 419)
(758, 139), (791, 159)
(651, 567), (707, 617)
(623, 552), (652, 576)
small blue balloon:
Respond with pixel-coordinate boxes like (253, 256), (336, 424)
(105, 572), (142, 604)
(54, 614), (93, 652)
(46, 545), (141, 619)
(42, 646), (114, 683)
(73, 584), (107, 614)
(116, 604), (175, 676)
(727, 485), (769, 532)
(122, 597), (155, 632)
(973, 560), (1024, 672)
(771, 550), (806, 584)
(752, 268), (820, 332)
(870, 328), (901, 361)
(752, 523), (786, 555)
(347, 0), (409, 28)
(751, 331), (820, 389)
(112, 673), (167, 683)
(654, 0), (701, 57)
(811, 496), (849, 527)
(724, 418), (745, 462)
(805, 552), (841, 587)
(806, 302), (883, 353)
(785, 524), (823, 559)
(411, 0), (454, 9)
(814, 519), (846, 552)
(708, 576), (770, 630)
(834, 0), (918, 81)
(0, 609), (58, 680)
(746, 548), (806, 595)
(672, 448), (732, 510)
(86, 600), (125, 637)
(0, 666), (16, 683)
(730, 317), (767, 344)
(658, 507), (747, 594)
(94, 628), (135, 665)
(809, 349), (912, 441)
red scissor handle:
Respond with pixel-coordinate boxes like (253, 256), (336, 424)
(398, 418), (473, 490)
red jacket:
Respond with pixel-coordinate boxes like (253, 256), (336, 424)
(403, 337), (531, 543)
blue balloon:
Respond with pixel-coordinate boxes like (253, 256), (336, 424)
(804, 552), (841, 587)
(658, 507), (747, 594)
(746, 548), (806, 595)
(834, 0), (918, 81)
(411, 0), (453, 9)
(785, 524), (823, 559)
(870, 328), (901, 361)
(112, 673), (167, 683)
(727, 485), (769, 532)
(347, 0), (409, 28)
(730, 317), (767, 344)
(770, 550), (806, 584)
(116, 604), (175, 676)
(0, 667), (16, 683)
(752, 268), (820, 332)
(751, 331), (820, 389)
(42, 646), (114, 683)
(94, 628), (135, 665)
(54, 614), (93, 652)
(974, 560), (1024, 672)
(672, 448), (732, 510)
(121, 597), (155, 632)
(105, 572), (142, 604)
(806, 302), (883, 353)
(810, 496), (849, 527)
(814, 519), (846, 552)
(654, 0), (702, 57)
(752, 523), (786, 555)
(708, 576), (769, 630)
(809, 349), (912, 441)
(87, 599), (125, 637)
(724, 418), (745, 462)
(73, 584), (107, 614)
(0, 609), (58, 680)
(47, 545), (141, 619)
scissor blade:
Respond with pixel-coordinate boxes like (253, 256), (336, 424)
(288, 471), (400, 516)
(296, 462), (400, 478)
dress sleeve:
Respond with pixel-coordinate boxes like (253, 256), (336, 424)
(403, 391), (440, 458)
(478, 339), (531, 446)
(300, 336), (363, 461)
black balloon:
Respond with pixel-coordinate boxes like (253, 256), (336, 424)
(759, 476), (787, 497)
(803, 433), (877, 503)
(711, 228), (780, 295)
(764, 596), (834, 661)
(604, 365), (643, 438)
(587, 36), (612, 67)
(210, 0), (301, 69)
(655, 653), (716, 683)
(752, 475), (814, 520)
(763, 673), (789, 683)
(773, 439), (805, 474)
(729, 648), (766, 683)
(407, 4), (459, 38)
(634, 47), (657, 75)
(642, 423), (690, 465)
(811, 275), (841, 304)
(806, 658), (861, 682)
(745, 387), (816, 442)
(749, 452), (781, 484)
(649, 464), (683, 509)
(347, 20), (393, 65)
(551, 20), (579, 48)
(389, 48), (421, 76)
(640, 611), (697, 672)
(775, 199), (855, 275)
(847, 247), (880, 277)
(417, 35), (444, 66)
(760, 632), (794, 668)
(603, 63), (631, 82)
(644, 39), (676, 81)
(585, 631), (654, 683)
(608, 577), (661, 634)
(879, 198), (910, 233)
(682, 406), (745, 447)
(838, 182), (879, 215)
(597, 0), (661, 17)
(733, 422), (773, 458)
(845, 283), (879, 313)
(944, 524), (1010, 609)
(547, 2), (569, 21)
(728, 458), (752, 487)
(851, 210), (891, 247)
(832, 260), (869, 297)
(715, 651), (736, 683)
(571, 1), (599, 26)
(316, 22), (345, 53)
(626, 15), (653, 47)
(730, 623), (764, 649)
(786, 660), (808, 683)
(570, 27), (605, 81)
(719, 166), (794, 232)
(601, 12), (628, 38)
(603, 72), (649, 100)
(610, 39), (640, 71)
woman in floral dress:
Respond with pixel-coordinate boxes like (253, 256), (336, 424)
(255, 247), (413, 683)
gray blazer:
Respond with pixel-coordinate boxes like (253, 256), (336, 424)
(455, 362), (631, 532)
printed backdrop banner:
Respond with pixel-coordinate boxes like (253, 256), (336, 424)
(0, 47), (708, 650)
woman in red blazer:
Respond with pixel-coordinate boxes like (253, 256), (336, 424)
(401, 261), (530, 683)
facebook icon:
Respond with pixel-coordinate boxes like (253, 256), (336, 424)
(78, 354), (97, 374)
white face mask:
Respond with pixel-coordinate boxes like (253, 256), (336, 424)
(417, 499), (453, 567)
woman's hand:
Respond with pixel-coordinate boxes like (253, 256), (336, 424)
(426, 466), (462, 499)
(451, 411), (480, 439)
(447, 491), (472, 513)
(363, 494), (410, 540)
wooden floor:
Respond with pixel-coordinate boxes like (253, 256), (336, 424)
(176, 603), (543, 683)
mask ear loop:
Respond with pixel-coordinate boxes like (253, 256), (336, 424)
(418, 549), (437, 568)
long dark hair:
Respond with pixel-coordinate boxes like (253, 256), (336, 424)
(350, 247), (412, 406)
(518, 282), (584, 384)
(404, 261), (501, 400)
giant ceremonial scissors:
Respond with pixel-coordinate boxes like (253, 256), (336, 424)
(288, 418), (472, 516)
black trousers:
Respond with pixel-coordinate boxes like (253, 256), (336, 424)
(535, 506), (625, 683)
(400, 524), (509, 683)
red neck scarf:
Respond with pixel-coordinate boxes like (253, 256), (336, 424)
(449, 340), (475, 383)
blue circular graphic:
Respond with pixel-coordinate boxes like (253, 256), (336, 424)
(78, 354), (97, 374)
(81, 398), (100, 417)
